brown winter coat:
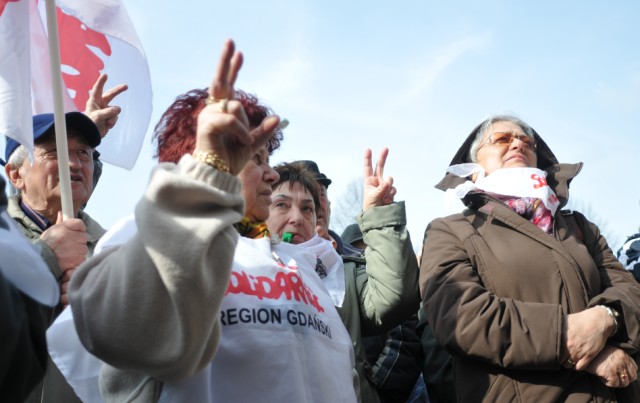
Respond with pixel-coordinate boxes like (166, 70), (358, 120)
(419, 123), (640, 402)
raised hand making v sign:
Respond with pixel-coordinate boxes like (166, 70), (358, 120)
(362, 147), (398, 211)
(84, 73), (128, 138)
(193, 39), (280, 176)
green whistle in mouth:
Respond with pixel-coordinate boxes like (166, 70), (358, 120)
(282, 232), (293, 243)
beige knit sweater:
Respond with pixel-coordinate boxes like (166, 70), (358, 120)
(69, 155), (244, 401)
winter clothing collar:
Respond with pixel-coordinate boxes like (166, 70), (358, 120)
(434, 119), (582, 210)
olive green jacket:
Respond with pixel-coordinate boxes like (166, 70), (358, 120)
(7, 195), (105, 284)
(338, 201), (421, 403)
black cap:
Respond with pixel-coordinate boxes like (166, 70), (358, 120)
(294, 160), (332, 188)
(341, 223), (363, 246)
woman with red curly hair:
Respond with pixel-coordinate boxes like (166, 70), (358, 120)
(153, 88), (283, 164)
(153, 88), (284, 232)
(49, 40), (358, 402)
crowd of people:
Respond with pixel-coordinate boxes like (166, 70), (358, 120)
(2, 38), (640, 403)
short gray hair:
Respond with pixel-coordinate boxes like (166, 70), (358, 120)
(5, 145), (30, 195)
(7, 144), (29, 167)
(468, 115), (535, 163)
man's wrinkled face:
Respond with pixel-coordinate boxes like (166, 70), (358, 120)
(17, 130), (94, 214)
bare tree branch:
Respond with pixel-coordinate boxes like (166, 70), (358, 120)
(330, 177), (363, 235)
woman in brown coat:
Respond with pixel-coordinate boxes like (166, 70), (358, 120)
(420, 115), (640, 402)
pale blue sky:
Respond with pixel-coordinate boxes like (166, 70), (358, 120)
(10, 1), (640, 251)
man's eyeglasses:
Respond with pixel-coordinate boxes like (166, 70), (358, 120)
(479, 131), (536, 151)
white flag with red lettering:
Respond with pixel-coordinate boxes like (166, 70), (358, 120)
(31, 0), (152, 169)
(0, 0), (34, 160)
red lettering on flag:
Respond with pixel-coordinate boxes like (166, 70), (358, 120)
(0, 0), (20, 17)
(57, 8), (111, 110)
(227, 270), (325, 313)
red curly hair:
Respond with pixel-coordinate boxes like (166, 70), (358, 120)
(154, 88), (283, 163)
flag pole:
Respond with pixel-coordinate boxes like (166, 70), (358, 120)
(44, 0), (73, 220)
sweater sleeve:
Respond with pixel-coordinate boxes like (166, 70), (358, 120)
(69, 155), (244, 382)
(356, 201), (421, 335)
